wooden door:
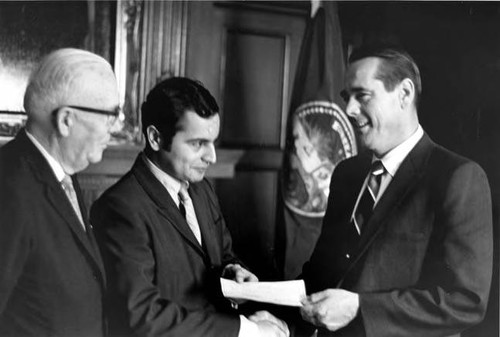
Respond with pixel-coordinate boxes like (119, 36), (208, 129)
(185, 1), (307, 279)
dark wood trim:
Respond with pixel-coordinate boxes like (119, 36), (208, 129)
(214, 1), (310, 17)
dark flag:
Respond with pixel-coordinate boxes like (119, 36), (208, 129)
(280, 0), (357, 280)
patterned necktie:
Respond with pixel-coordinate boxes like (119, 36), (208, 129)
(61, 174), (85, 230)
(178, 184), (202, 245)
(354, 161), (385, 232)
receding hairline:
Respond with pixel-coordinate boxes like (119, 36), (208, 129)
(24, 48), (115, 115)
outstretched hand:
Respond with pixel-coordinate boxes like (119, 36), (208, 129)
(300, 289), (359, 331)
(222, 263), (258, 283)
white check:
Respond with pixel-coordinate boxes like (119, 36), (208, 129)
(220, 278), (306, 307)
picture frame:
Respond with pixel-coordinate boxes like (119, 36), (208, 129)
(0, 0), (143, 145)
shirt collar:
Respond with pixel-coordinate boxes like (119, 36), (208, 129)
(375, 124), (424, 177)
(25, 129), (66, 182)
(142, 153), (187, 204)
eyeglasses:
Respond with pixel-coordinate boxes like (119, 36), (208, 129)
(61, 105), (124, 127)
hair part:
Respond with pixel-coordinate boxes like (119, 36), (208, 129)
(349, 45), (422, 107)
(141, 77), (219, 151)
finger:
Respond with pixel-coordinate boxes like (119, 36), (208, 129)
(282, 322), (290, 337)
(300, 306), (315, 323)
(299, 293), (308, 304)
(271, 320), (290, 337)
(248, 311), (267, 322)
(248, 310), (273, 322)
(300, 295), (311, 306)
(221, 264), (235, 278)
(272, 317), (289, 334)
(256, 321), (288, 337)
(236, 271), (256, 283)
(244, 272), (259, 282)
(234, 269), (245, 283)
(307, 289), (332, 303)
(301, 302), (329, 327)
(232, 265), (258, 283)
(229, 265), (245, 283)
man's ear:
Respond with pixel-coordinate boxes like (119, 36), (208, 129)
(54, 108), (73, 137)
(146, 125), (162, 151)
(399, 78), (415, 109)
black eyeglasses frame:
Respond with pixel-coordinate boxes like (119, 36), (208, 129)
(64, 105), (121, 118)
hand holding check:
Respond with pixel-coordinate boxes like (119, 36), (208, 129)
(300, 288), (359, 331)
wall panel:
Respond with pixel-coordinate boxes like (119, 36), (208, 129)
(222, 29), (287, 148)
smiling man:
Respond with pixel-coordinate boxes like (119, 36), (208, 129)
(91, 77), (288, 337)
(297, 46), (493, 337)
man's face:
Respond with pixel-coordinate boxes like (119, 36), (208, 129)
(343, 57), (407, 157)
(158, 111), (219, 183)
(62, 70), (120, 173)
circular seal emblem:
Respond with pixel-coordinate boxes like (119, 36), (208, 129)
(283, 101), (357, 217)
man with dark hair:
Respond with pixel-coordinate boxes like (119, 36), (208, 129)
(91, 77), (288, 337)
(0, 48), (121, 337)
(298, 46), (493, 336)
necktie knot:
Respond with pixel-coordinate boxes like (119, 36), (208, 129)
(178, 184), (190, 202)
(354, 160), (386, 233)
(61, 174), (74, 191)
(371, 160), (385, 177)
(369, 160), (385, 198)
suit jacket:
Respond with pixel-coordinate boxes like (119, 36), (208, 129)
(0, 130), (106, 337)
(90, 155), (241, 337)
(301, 134), (493, 337)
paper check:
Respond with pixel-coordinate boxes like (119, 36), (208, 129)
(220, 278), (306, 307)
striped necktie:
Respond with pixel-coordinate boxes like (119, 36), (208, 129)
(354, 160), (385, 232)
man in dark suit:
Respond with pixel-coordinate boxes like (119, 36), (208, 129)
(298, 46), (493, 336)
(0, 48), (121, 336)
(91, 77), (288, 337)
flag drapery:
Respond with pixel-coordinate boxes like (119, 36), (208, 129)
(280, 0), (356, 279)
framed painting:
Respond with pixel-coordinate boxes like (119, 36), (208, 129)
(0, 0), (143, 145)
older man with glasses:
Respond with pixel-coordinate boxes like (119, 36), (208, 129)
(0, 48), (120, 337)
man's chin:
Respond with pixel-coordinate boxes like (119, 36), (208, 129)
(187, 172), (206, 183)
(88, 153), (105, 165)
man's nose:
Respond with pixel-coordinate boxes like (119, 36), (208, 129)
(345, 97), (360, 118)
(108, 110), (125, 132)
(203, 143), (217, 164)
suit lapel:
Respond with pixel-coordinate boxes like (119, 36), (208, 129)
(132, 156), (207, 258)
(360, 135), (433, 245)
(189, 185), (220, 265)
(340, 134), (435, 284)
(73, 176), (106, 276)
(17, 132), (106, 282)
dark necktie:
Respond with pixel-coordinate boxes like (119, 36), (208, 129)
(354, 161), (385, 232)
(178, 184), (202, 245)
